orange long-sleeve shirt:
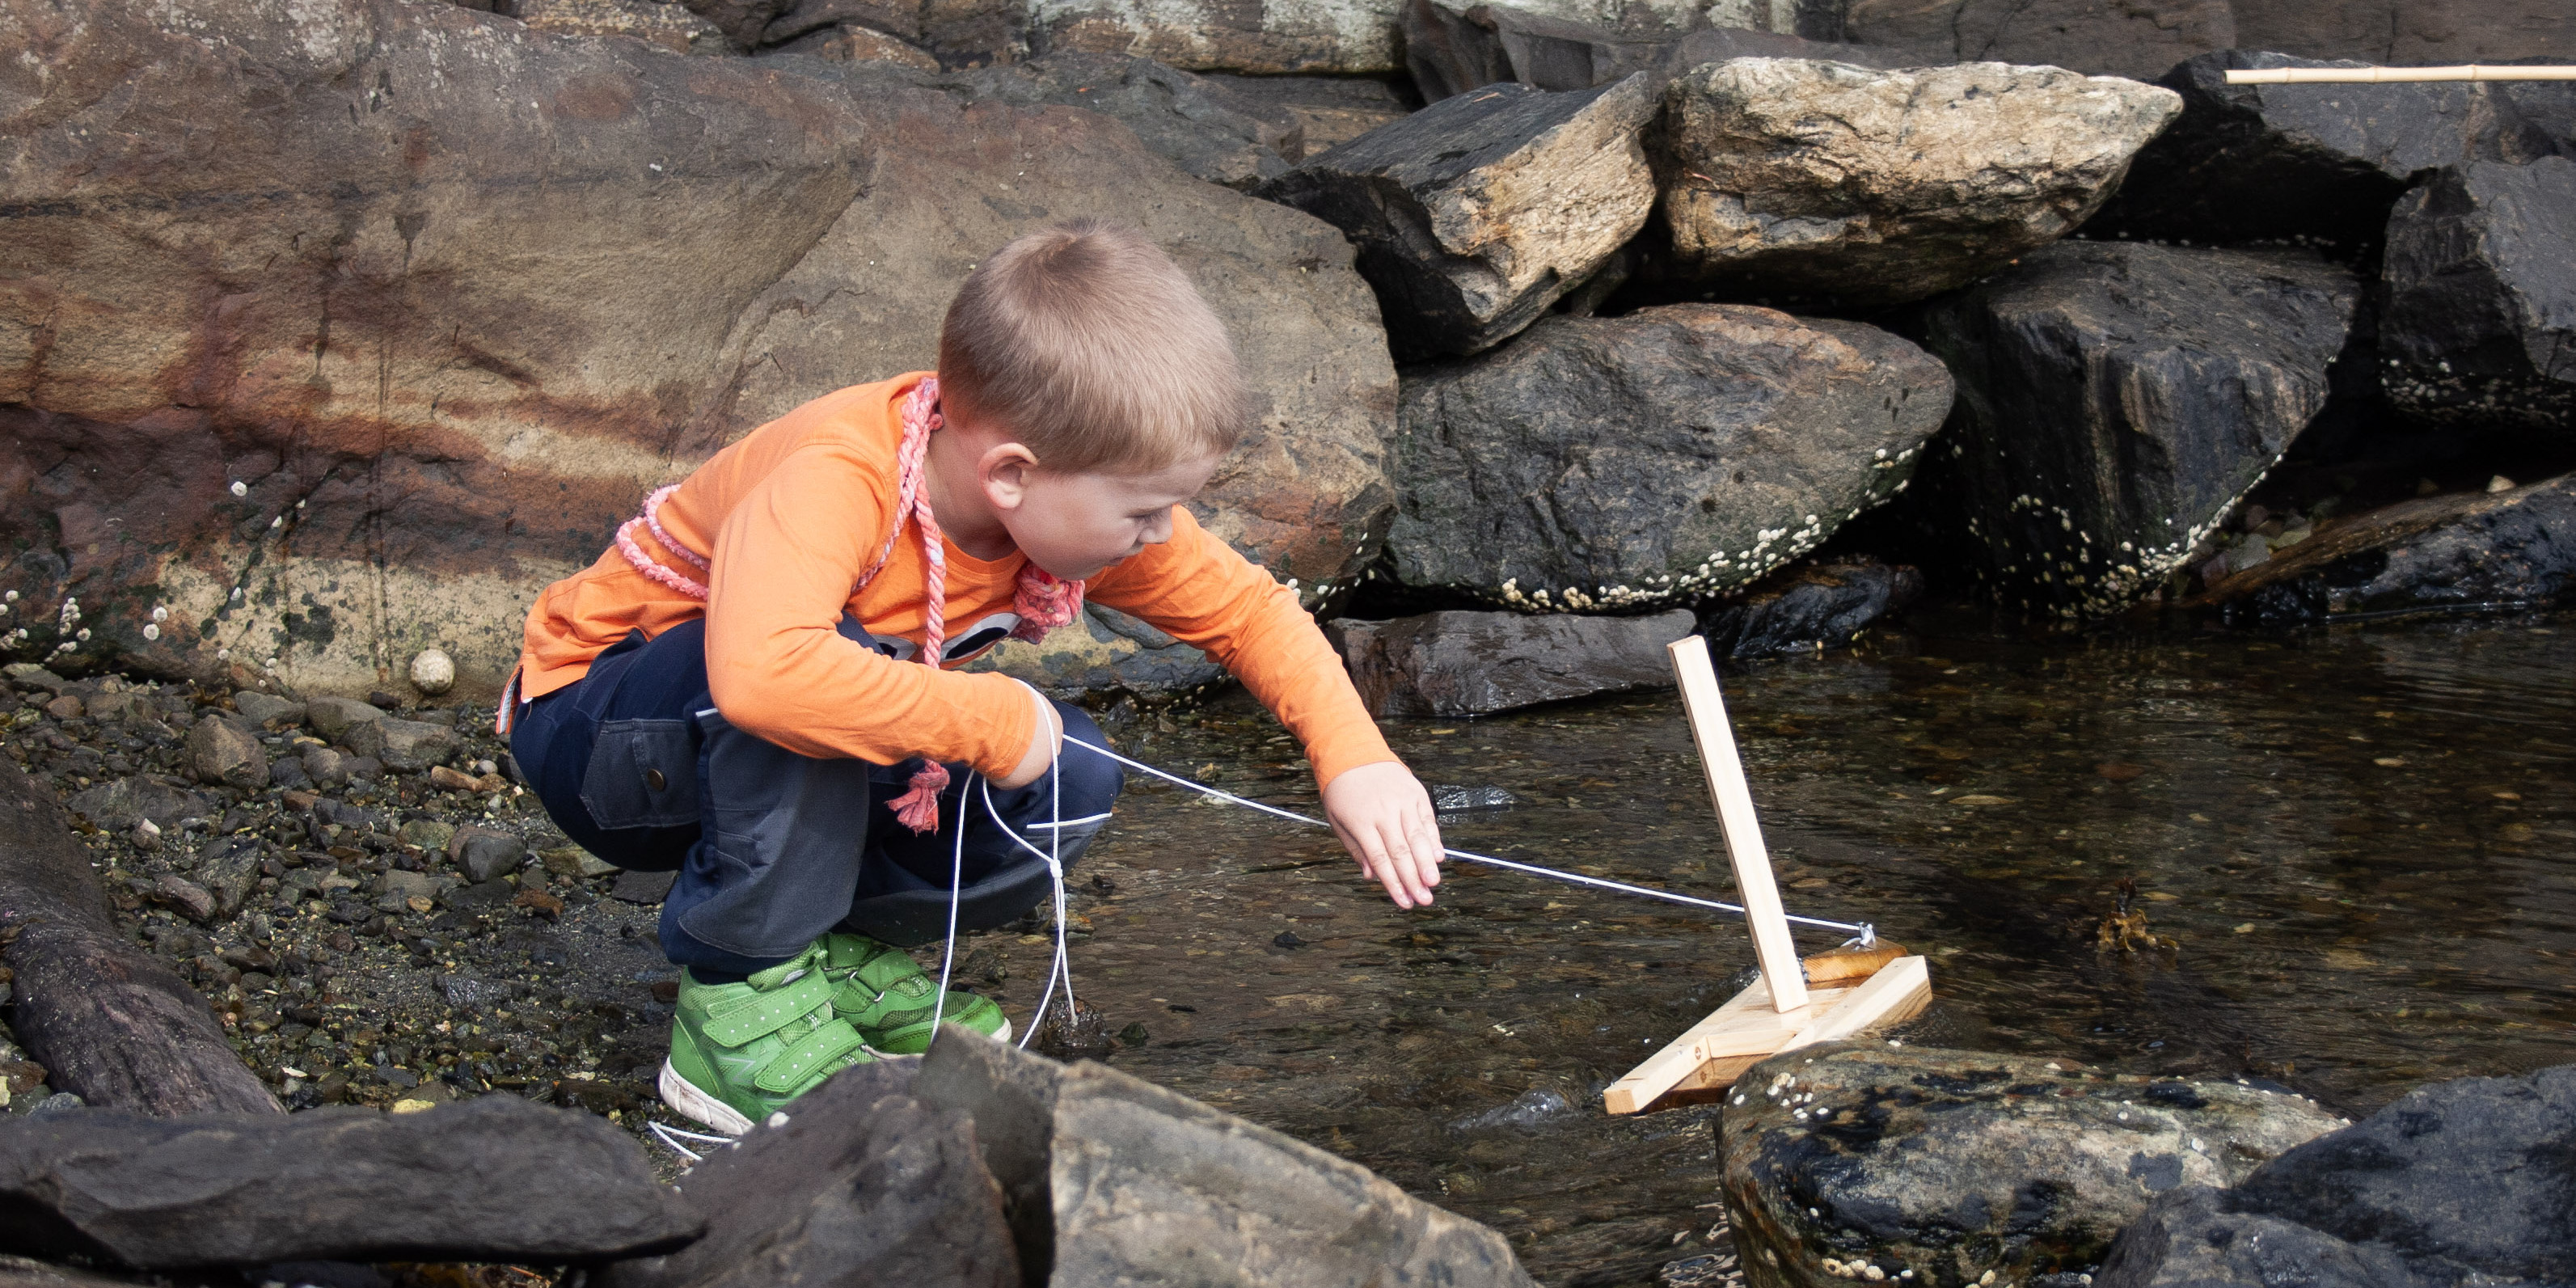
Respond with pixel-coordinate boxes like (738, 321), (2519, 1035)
(517, 374), (1393, 786)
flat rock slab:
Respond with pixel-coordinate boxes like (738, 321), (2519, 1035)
(1260, 77), (1658, 358)
(1901, 241), (2360, 618)
(0, 1095), (698, 1269)
(2381, 157), (2576, 432)
(2198, 472), (2576, 624)
(1390, 305), (1952, 609)
(1718, 1043), (2345, 1288)
(1652, 58), (2180, 307)
(1325, 609), (1696, 716)
(2087, 51), (2570, 248)
(2097, 1062), (2576, 1288)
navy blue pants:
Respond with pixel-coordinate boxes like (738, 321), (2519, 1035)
(511, 619), (1121, 976)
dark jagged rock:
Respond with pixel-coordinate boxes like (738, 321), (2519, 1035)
(1719, 1043), (2344, 1288)
(594, 1058), (1021, 1288)
(1900, 242), (2361, 617)
(1651, 58), (2181, 307)
(1697, 558), (1923, 658)
(1401, 0), (1911, 101)
(0, 1095), (698, 1269)
(2199, 473), (2576, 623)
(1323, 609), (1695, 716)
(2097, 1062), (2576, 1287)
(1389, 305), (1953, 610)
(2085, 51), (2569, 249)
(2380, 158), (2576, 431)
(1258, 78), (1659, 358)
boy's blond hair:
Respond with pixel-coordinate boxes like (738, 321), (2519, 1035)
(937, 220), (1247, 475)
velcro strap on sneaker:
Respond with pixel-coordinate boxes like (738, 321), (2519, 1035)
(754, 1019), (869, 1093)
(701, 969), (836, 1049)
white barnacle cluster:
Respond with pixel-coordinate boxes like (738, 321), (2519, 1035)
(1994, 466), (2279, 618)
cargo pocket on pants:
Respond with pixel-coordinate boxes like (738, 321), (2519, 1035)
(580, 719), (702, 829)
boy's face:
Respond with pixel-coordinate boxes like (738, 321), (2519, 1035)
(999, 450), (1223, 581)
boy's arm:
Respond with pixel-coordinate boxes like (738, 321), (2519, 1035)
(1088, 509), (1444, 906)
(701, 442), (1039, 779)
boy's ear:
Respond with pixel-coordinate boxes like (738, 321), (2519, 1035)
(977, 441), (1040, 512)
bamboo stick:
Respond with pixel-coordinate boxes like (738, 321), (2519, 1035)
(1666, 636), (1807, 1013)
(2226, 65), (2576, 84)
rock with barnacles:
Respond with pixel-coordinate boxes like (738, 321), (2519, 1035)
(1256, 76), (1659, 358)
(2379, 158), (2576, 433)
(1387, 305), (1953, 610)
(1717, 1043), (2343, 1288)
(1895, 241), (2361, 619)
(1649, 58), (2181, 308)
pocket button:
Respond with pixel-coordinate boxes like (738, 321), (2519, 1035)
(645, 768), (668, 792)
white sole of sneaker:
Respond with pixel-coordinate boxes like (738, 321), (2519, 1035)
(658, 1058), (754, 1138)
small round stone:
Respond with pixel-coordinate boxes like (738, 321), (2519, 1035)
(410, 647), (456, 695)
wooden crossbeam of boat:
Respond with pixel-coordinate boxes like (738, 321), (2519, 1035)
(1603, 637), (1935, 1117)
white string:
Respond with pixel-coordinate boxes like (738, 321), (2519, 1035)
(982, 775), (1074, 1049)
(927, 766), (971, 1041)
(1059, 734), (1873, 944)
(647, 1119), (734, 1163)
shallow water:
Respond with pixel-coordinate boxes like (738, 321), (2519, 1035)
(973, 610), (2576, 1286)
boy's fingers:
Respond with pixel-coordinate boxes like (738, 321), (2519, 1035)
(1381, 820), (1434, 906)
(1332, 818), (1408, 908)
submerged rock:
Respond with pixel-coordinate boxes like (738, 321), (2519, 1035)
(1324, 608), (1696, 716)
(2086, 51), (2570, 249)
(1901, 242), (2361, 618)
(1697, 558), (1923, 659)
(1650, 59), (2180, 307)
(2199, 473), (2576, 624)
(1258, 78), (1659, 358)
(1718, 1043), (2344, 1288)
(1389, 305), (1953, 609)
(2096, 1062), (2576, 1288)
(2380, 158), (2576, 432)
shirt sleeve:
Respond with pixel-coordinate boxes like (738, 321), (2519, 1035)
(1087, 508), (1396, 788)
(701, 442), (1037, 775)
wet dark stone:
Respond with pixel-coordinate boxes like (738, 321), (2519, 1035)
(0, 1095), (699, 1269)
(2380, 157), (2576, 431)
(2086, 50), (2570, 249)
(2202, 474), (2576, 618)
(1325, 609), (1696, 717)
(447, 826), (528, 885)
(1697, 558), (1923, 659)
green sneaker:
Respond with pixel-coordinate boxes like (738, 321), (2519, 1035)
(820, 932), (1011, 1054)
(659, 944), (876, 1136)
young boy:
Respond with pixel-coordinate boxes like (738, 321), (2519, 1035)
(505, 221), (1446, 1135)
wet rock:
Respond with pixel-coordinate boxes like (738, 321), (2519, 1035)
(597, 1058), (1017, 1288)
(342, 718), (460, 775)
(1717, 1043), (2344, 1288)
(448, 826), (530, 884)
(1650, 59), (2181, 307)
(300, 745), (352, 787)
(1403, 0), (1913, 102)
(184, 717), (267, 792)
(1389, 305), (1953, 609)
(64, 778), (209, 834)
(230, 692), (304, 729)
(1325, 609), (1696, 716)
(1900, 242), (2361, 617)
(1839, 0), (2232, 81)
(965, 604), (1226, 701)
(2203, 473), (2576, 623)
(1430, 784), (1516, 814)
(1697, 557), (1924, 659)
(192, 838), (265, 919)
(2097, 1062), (2576, 1288)
(2085, 52), (2570, 249)
(302, 698), (386, 742)
(1259, 78), (1659, 357)
(146, 876), (216, 924)
(396, 819), (457, 853)
(41, 695), (81, 722)
(940, 53), (1302, 189)
(0, 1095), (699, 1268)
(0, 1254), (151, 1286)
(2380, 158), (2576, 431)
(434, 975), (513, 1009)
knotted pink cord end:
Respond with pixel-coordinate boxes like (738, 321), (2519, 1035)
(890, 759), (951, 834)
(640, 484), (709, 572)
(1009, 566), (1084, 643)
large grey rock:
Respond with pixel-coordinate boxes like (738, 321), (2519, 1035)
(2380, 158), (2576, 432)
(0, 1096), (699, 1268)
(1259, 78), (1658, 358)
(1390, 305), (1953, 610)
(1840, 0), (2234, 80)
(2198, 473), (2576, 624)
(1651, 58), (2181, 306)
(184, 716), (267, 792)
(1720, 1043), (2344, 1288)
(1697, 557), (1923, 658)
(1900, 242), (2360, 617)
(0, 0), (1396, 699)
(1403, 0), (1912, 101)
(594, 1058), (1020, 1288)
(1324, 609), (1696, 716)
(342, 716), (461, 774)
(2086, 51), (2570, 249)
(62, 778), (209, 834)
(2096, 1062), (2576, 1288)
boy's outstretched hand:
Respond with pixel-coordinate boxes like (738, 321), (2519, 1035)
(1321, 761), (1445, 908)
